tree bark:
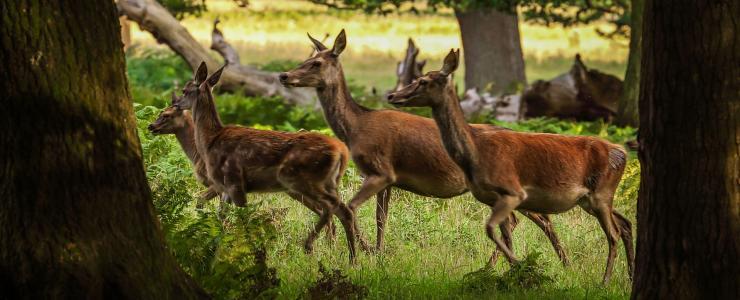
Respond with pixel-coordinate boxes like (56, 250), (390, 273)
(0, 1), (207, 298)
(455, 8), (526, 95)
(117, 0), (316, 106)
(615, 0), (643, 127)
(633, 0), (739, 298)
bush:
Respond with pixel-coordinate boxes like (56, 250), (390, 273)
(135, 103), (280, 299)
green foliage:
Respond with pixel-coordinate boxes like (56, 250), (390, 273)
(127, 51), (328, 131)
(135, 103), (280, 299)
(463, 252), (553, 294)
(310, 0), (631, 37)
(161, 0), (208, 19)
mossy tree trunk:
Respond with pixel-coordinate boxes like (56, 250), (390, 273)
(0, 1), (207, 298)
(615, 0), (643, 127)
(633, 0), (739, 298)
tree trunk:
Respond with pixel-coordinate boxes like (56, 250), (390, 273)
(0, 1), (207, 298)
(117, 0), (316, 106)
(615, 0), (643, 127)
(633, 0), (739, 298)
(455, 8), (526, 95)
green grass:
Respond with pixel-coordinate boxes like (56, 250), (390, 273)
(136, 101), (638, 299)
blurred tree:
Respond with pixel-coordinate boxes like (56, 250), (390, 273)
(634, 0), (739, 298)
(0, 1), (207, 298)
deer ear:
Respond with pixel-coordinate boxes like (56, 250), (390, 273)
(195, 62), (208, 83)
(170, 90), (179, 106)
(440, 49), (459, 76)
(307, 33), (328, 52)
(571, 53), (588, 83)
(331, 29), (347, 57)
(207, 64), (226, 87)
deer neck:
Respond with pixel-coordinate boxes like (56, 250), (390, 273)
(316, 65), (363, 144)
(191, 91), (224, 152)
(173, 116), (200, 165)
(430, 82), (480, 177)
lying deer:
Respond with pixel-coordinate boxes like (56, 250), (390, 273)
(387, 49), (634, 284)
(175, 62), (356, 261)
(147, 92), (338, 238)
(280, 30), (569, 266)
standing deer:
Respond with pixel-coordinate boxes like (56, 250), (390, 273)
(176, 62), (356, 262)
(279, 30), (569, 266)
(147, 92), (337, 239)
(387, 49), (634, 284)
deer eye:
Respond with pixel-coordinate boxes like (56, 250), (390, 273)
(419, 79), (428, 85)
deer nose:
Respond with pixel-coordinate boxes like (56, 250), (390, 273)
(387, 94), (395, 101)
(278, 73), (288, 81)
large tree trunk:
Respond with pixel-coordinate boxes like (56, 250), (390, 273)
(118, 0), (316, 106)
(455, 8), (526, 95)
(0, 1), (207, 298)
(632, 0), (739, 298)
(615, 0), (643, 127)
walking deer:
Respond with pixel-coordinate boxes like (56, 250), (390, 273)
(279, 30), (569, 266)
(147, 92), (338, 238)
(387, 50), (634, 284)
(175, 62), (356, 262)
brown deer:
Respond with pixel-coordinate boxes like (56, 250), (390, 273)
(279, 30), (569, 266)
(147, 92), (338, 238)
(387, 49), (634, 284)
(176, 62), (356, 262)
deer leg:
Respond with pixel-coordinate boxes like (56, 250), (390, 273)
(521, 211), (570, 266)
(225, 185), (246, 207)
(485, 196), (520, 265)
(288, 191), (336, 243)
(348, 176), (392, 252)
(612, 210), (634, 280)
(591, 205), (619, 285)
(488, 213), (517, 267)
(321, 189), (357, 265)
(375, 186), (392, 252)
(303, 198), (334, 255)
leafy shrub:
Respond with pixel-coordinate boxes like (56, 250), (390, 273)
(135, 103), (280, 299)
(462, 252), (553, 294)
(304, 264), (368, 300)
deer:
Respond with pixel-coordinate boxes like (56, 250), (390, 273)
(147, 92), (338, 238)
(387, 49), (634, 284)
(279, 29), (570, 266)
(175, 62), (357, 262)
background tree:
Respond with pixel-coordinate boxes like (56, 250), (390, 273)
(0, 1), (207, 298)
(633, 0), (739, 298)
(311, 0), (527, 95)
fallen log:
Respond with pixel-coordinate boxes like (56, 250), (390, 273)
(117, 0), (316, 106)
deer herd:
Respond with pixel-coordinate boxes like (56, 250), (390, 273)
(148, 30), (633, 285)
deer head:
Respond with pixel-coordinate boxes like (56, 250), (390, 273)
(176, 62), (226, 110)
(148, 91), (189, 135)
(279, 29), (347, 88)
(387, 49), (459, 108)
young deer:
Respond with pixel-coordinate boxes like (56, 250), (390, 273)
(148, 91), (219, 203)
(147, 93), (337, 238)
(387, 50), (634, 284)
(280, 30), (569, 266)
(176, 62), (355, 261)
